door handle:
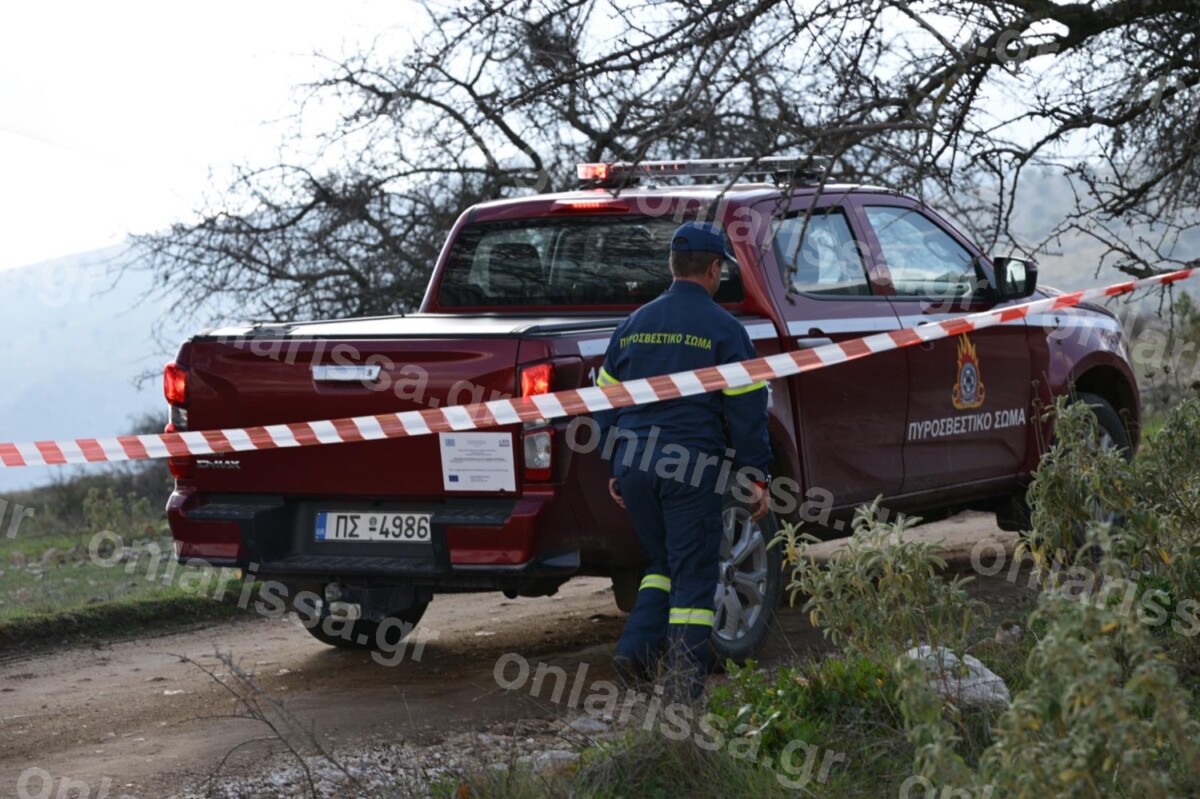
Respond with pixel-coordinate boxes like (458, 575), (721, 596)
(915, 321), (937, 350)
(796, 337), (834, 349)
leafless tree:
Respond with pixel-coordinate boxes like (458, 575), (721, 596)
(136, 0), (1199, 324)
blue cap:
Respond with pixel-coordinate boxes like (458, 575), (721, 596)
(671, 222), (735, 261)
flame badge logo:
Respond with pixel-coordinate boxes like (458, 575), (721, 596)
(952, 335), (986, 410)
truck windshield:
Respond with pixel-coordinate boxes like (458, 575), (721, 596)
(437, 217), (691, 307)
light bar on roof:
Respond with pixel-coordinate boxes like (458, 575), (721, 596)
(576, 156), (828, 183)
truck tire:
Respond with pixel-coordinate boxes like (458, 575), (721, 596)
(997, 392), (1132, 534)
(1072, 392), (1132, 554)
(710, 488), (783, 666)
(1074, 392), (1132, 460)
(303, 604), (428, 650)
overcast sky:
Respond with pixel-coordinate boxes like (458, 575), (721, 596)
(0, 1), (421, 272)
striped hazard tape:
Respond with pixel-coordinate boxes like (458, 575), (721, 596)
(1, 267), (1194, 469)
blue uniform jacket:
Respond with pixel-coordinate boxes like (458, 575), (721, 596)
(594, 280), (772, 476)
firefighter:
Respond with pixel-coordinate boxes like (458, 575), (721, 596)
(595, 221), (772, 698)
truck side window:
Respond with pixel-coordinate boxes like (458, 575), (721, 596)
(772, 212), (871, 296)
(863, 206), (977, 300)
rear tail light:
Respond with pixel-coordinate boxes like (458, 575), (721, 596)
(522, 428), (554, 481)
(520, 363), (554, 398)
(164, 361), (191, 479)
(164, 362), (187, 405)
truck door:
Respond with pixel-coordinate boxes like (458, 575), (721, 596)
(858, 200), (1033, 494)
(761, 201), (907, 509)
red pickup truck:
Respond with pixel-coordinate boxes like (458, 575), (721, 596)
(165, 157), (1139, 662)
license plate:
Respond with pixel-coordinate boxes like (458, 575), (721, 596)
(314, 511), (432, 543)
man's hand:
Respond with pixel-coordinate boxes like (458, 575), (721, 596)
(747, 481), (768, 521)
(609, 478), (625, 508)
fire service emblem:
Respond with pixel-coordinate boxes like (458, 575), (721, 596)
(952, 335), (986, 410)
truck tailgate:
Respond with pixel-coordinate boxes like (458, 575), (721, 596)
(184, 331), (522, 498)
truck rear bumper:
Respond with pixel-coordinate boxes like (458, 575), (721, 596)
(166, 488), (581, 587)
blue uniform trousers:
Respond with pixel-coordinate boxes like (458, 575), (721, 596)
(614, 441), (723, 693)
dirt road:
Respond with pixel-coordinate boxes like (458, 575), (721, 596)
(0, 513), (1017, 797)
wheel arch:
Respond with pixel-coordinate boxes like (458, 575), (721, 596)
(1071, 364), (1141, 450)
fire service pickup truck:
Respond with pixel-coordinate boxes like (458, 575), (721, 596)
(165, 157), (1139, 662)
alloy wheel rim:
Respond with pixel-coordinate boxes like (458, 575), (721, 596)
(713, 506), (769, 642)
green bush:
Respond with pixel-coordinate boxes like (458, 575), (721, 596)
(979, 590), (1200, 797)
(774, 499), (983, 660)
(1026, 396), (1200, 603)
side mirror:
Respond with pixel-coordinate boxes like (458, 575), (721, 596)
(992, 256), (1038, 301)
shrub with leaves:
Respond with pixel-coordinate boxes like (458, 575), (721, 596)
(978, 589), (1200, 797)
(1026, 397), (1200, 622)
(82, 486), (157, 541)
(774, 500), (983, 660)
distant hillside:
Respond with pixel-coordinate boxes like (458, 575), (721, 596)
(0, 247), (189, 493)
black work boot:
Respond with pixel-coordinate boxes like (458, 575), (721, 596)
(612, 654), (648, 691)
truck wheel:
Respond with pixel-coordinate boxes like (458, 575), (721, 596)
(710, 490), (783, 666)
(1074, 392), (1131, 461)
(1072, 392), (1132, 550)
(303, 604), (428, 650)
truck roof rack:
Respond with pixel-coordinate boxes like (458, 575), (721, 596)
(576, 156), (829, 189)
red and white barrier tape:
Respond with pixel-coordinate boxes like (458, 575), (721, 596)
(1, 268), (1194, 469)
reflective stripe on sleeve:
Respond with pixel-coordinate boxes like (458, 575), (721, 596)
(722, 380), (767, 396)
(596, 367), (620, 386)
(639, 574), (671, 592)
(668, 607), (715, 627)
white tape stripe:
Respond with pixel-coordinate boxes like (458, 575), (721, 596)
(670, 370), (707, 396)
(16, 443), (44, 465)
(818, 345), (849, 366)
(715, 361), (752, 388)
(398, 412), (430, 437)
(574, 385), (614, 412)
(308, 420), (343, 445)
(623, 379), (662, 407)
(99, 438), (130, 461)
(223, 428), (254, 452)
(532, 393), (566, 418)
(863, 334), (895, 354)
(442, 405), (478, 431)
(136, 434), (172, 460)
(354, 416), (387, 441)
(262, 425), (298, 449)
(488, 401), (524, 426)
(179, 431), (216, 454)
(56, 440), (84, 464)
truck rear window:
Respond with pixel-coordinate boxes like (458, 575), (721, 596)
(437, 217), (692, 307)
